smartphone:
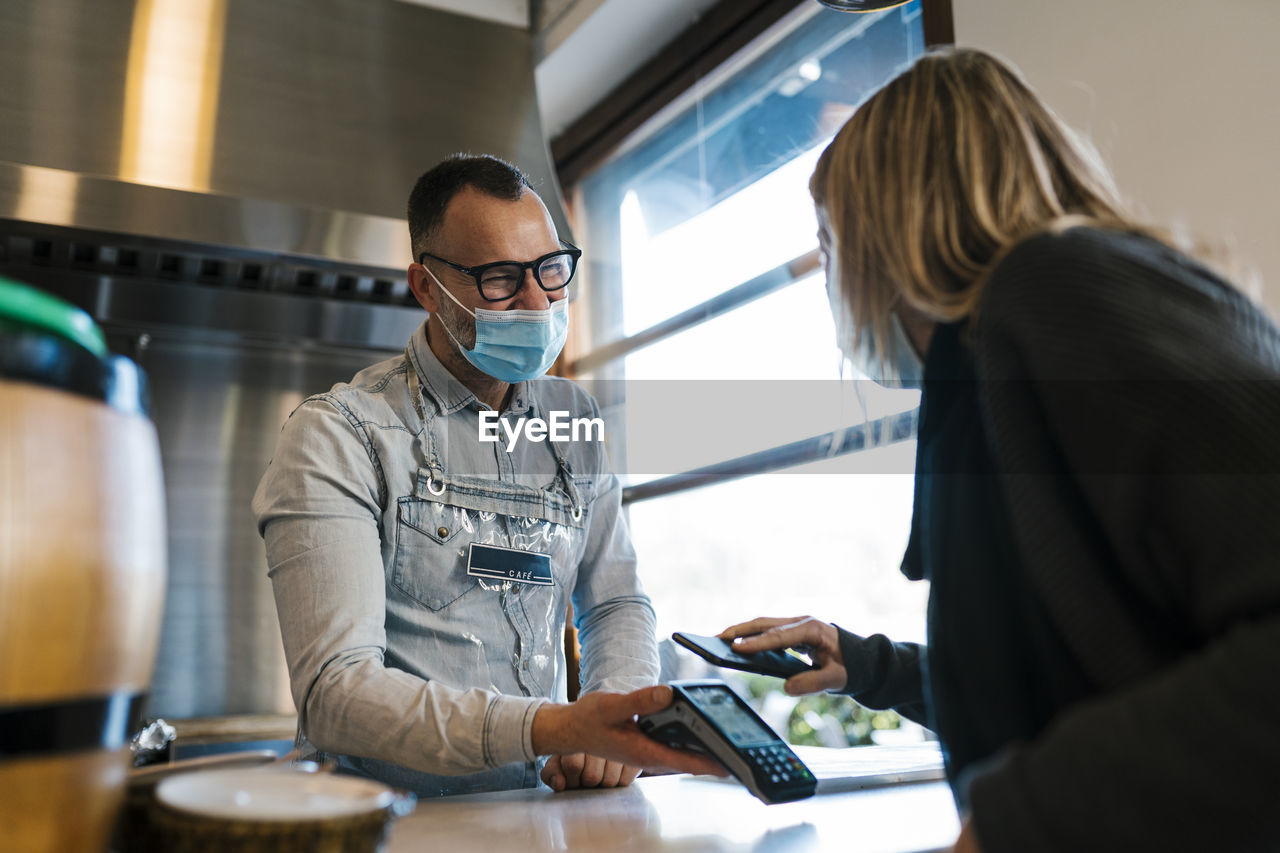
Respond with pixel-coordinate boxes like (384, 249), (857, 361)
(672, 631), (815, 680)
(639, 679), (816, 804)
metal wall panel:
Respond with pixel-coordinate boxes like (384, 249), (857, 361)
(0, 0), (568, 719)
(133, 331), (393, 718)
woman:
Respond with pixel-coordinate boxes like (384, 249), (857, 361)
(723, 48), (1280, 852)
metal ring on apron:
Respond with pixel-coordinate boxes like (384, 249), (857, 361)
(425, 477), (447, 496)
(571, 505), (583, 522)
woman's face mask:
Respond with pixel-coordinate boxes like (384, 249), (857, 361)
(426, 266), (569, 383)
(826, 252), (924, 388)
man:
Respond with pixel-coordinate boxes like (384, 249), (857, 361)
(253, 155), (719, 796)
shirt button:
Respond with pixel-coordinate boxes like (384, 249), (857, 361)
(437, 527), (449, 538)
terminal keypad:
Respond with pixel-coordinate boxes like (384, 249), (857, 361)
(745, 744), (813, 786)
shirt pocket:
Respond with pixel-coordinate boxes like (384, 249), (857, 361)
(392, 496), (478, 611)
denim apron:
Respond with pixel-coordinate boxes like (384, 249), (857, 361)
(331, 366), (592, 797)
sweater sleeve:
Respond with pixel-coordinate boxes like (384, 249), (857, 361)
(835, 627), (930, 727)
(967, 227), (1280, 852)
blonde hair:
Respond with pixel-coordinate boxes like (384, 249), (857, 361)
(811, 47), (1138, 364)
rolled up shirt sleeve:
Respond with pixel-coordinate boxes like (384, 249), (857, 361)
(253, 397), (545, 775)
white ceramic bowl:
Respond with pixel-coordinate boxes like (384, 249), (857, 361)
(150, 766), (414, 852)
(157, 767), (395, 820)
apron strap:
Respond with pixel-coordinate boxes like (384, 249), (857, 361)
(532, 396), (584, 521)
(408, 347), (582, 520)
(406, 356), (444, 485)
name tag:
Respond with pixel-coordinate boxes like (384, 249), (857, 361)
(466, 543), (554, 586)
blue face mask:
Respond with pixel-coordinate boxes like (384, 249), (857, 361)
(429, 268), (569, 383)
(826, 252), (924, 388)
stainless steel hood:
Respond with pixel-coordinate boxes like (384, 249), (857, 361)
(0, 0), (570, 721)
(0, 0), (567, 242)
(0, 0), (571, 340)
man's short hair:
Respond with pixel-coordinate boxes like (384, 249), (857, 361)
(408, 154), (534, 260)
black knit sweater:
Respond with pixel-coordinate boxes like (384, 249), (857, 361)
(836, 226), (1280, 852)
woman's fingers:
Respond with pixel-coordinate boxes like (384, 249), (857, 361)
(783, 662), (847, 695)
(719, 616), (810, 641)
(730, 617), (834, 657)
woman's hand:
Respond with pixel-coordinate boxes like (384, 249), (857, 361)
(719, 616), (846, 695)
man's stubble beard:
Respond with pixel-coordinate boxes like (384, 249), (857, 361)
(431, 294), (505, 393)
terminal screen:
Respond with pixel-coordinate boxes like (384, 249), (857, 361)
(685, 685), (776, 746)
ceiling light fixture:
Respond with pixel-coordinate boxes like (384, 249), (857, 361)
(815, 0), (912, 11)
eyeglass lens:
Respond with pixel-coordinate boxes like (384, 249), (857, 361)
(478, 252), (576, 300)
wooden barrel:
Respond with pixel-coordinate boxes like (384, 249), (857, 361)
(0, 283), (166, 852)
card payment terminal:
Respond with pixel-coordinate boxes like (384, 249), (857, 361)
(638, 679), (816, 804)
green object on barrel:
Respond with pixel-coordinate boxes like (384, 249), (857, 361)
(0, 274), (107, 357)
(0, 275), (147, 416)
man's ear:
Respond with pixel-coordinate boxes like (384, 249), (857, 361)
(407, 263), (440, 312)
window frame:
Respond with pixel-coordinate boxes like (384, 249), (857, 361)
(554, 0), (953, 505)
(551, 0), (953, 187)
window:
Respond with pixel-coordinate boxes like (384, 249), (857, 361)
(569, 2), (931, 746)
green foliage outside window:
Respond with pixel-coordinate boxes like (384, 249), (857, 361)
(740, 674), (902, 747)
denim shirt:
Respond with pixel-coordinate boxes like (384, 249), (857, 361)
(252, 321), (658, 796)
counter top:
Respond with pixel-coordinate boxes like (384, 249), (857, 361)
(388, 774), (961, 853)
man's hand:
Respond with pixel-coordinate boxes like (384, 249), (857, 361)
(531, 686), (727, 781)
(719, 616), (846, 695)
(541, 753), (641, 792)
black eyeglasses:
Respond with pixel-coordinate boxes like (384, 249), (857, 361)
(418, 241), (582, 302)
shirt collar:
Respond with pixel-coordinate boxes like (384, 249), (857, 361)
(407, 320), (535, 417)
